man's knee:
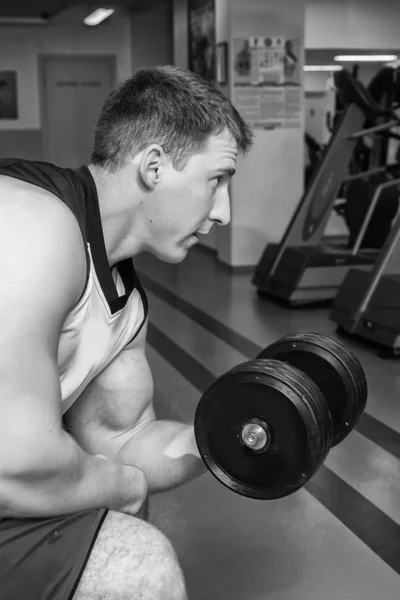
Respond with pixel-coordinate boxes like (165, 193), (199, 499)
(73, 511), (187, 600)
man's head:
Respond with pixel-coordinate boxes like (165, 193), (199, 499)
(91, 65), (253, 263)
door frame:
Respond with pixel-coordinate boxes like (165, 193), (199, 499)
(38, 54), (117, 163)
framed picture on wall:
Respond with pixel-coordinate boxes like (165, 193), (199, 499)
(188, 0), (216, 84)
(0, 71), (18, 119)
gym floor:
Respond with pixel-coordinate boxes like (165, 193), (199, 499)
(135, 247), (400, 600)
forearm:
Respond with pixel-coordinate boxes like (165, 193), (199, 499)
(0, 431), (144, 518)
(115, 420), (207, 494)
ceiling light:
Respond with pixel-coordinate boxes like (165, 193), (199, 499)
(304, 65), (343, 72)
(334, 55), (398, 62)
(84, 8), (115, 26)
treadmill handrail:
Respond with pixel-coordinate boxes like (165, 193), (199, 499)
(351, 177), (400, 255)
(341, 162), (400, 185)
(352, 210), (400, 322)
(342, 166), (388, 184)
(348, 119), (400, 140)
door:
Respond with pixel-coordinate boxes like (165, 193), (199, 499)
(41, 56), (115, 168)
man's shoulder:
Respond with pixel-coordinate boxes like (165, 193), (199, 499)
(0, 171), (82, 230)
(0, 159), (86, 215)
(0, 173), (87, 296)
(0, 170), (61, 201)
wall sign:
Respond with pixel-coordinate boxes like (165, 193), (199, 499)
(233, 36), (302, 129)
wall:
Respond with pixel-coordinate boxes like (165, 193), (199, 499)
(131, 4), (173, 69)
(0, 5), (132, 159)
(173, 0), (305, 267)
(173, 0), (189, 70)
(306, 0), (400, 49)
(224, 0), (305, 267)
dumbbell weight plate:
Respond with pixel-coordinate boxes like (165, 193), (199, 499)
(194, 359), (332, 500)
(231, 360), (333, 472)
(258, 333), (367, 446)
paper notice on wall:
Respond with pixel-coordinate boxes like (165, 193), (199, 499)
(283, 86), (303, 128)
(233, 37), (302, 129)
(235, 87), (302, 129)
(234, 87), (262, 123)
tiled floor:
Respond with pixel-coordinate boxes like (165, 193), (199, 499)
(135, 247), (400, 600)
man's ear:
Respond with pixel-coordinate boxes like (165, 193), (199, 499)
(138, 144), (166, 190)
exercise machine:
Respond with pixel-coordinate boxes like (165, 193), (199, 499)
(253, 69), (400, 305)
(331, 65), (400, 356)
(335, 166), (400, 250)
(331, 178), (400, 356)
(336, 64), (400, 251)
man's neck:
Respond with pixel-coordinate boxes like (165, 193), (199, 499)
(88, 164), (145, 267)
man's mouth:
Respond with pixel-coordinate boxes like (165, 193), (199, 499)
(194, 228), (211, 237)
(188, 228), (211, 243)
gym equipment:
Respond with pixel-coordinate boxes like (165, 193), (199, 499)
(368, 62), (400, 111)
(331, 198), (400, 356)
(194, 333), (367, 499)
(336, 171), (400, 250)
(338, 63), (400, 251)
(305, 133), (323, 188)
(257, 333), (367, 446)
(253, 69), (400, 305)
(360, 63), (400, 170)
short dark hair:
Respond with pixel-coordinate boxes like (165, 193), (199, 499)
(91, 65), (253, 172)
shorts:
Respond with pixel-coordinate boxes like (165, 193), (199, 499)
(0, 509), (109, 600)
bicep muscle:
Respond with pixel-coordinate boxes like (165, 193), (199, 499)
(64, 322), (155, 455)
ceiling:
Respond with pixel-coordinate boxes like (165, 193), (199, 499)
(0, 0), (169, 19)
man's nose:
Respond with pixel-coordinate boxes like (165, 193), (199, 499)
(209, 186), (231, 226)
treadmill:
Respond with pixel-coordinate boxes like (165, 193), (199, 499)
(253, 69), (400, 305)
(331, 177), (400, 356)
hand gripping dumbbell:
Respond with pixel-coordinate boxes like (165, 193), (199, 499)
(194, 333), (367, 500)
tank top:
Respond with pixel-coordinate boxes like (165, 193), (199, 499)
(0, 159), (148, 413)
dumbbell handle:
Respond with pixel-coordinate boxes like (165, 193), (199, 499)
(241, 420), (272, 452)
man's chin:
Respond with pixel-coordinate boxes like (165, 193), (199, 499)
(151, 247), (188, 264)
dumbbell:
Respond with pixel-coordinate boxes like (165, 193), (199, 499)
(194, 332), (367, 500)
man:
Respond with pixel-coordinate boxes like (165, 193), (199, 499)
(0, 65), (253, 599)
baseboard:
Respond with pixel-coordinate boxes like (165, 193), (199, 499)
(196, 244), (255, 273)
(216, 259), (255, 274)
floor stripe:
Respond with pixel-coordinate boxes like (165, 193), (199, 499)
(357, 413), (400, 462)
(147, 321), (400, 575)
(307, 468), (400, 574)
(147, 325), (216, 394)
(140, 273), (260, 358)
(140, 271), (400, 462)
